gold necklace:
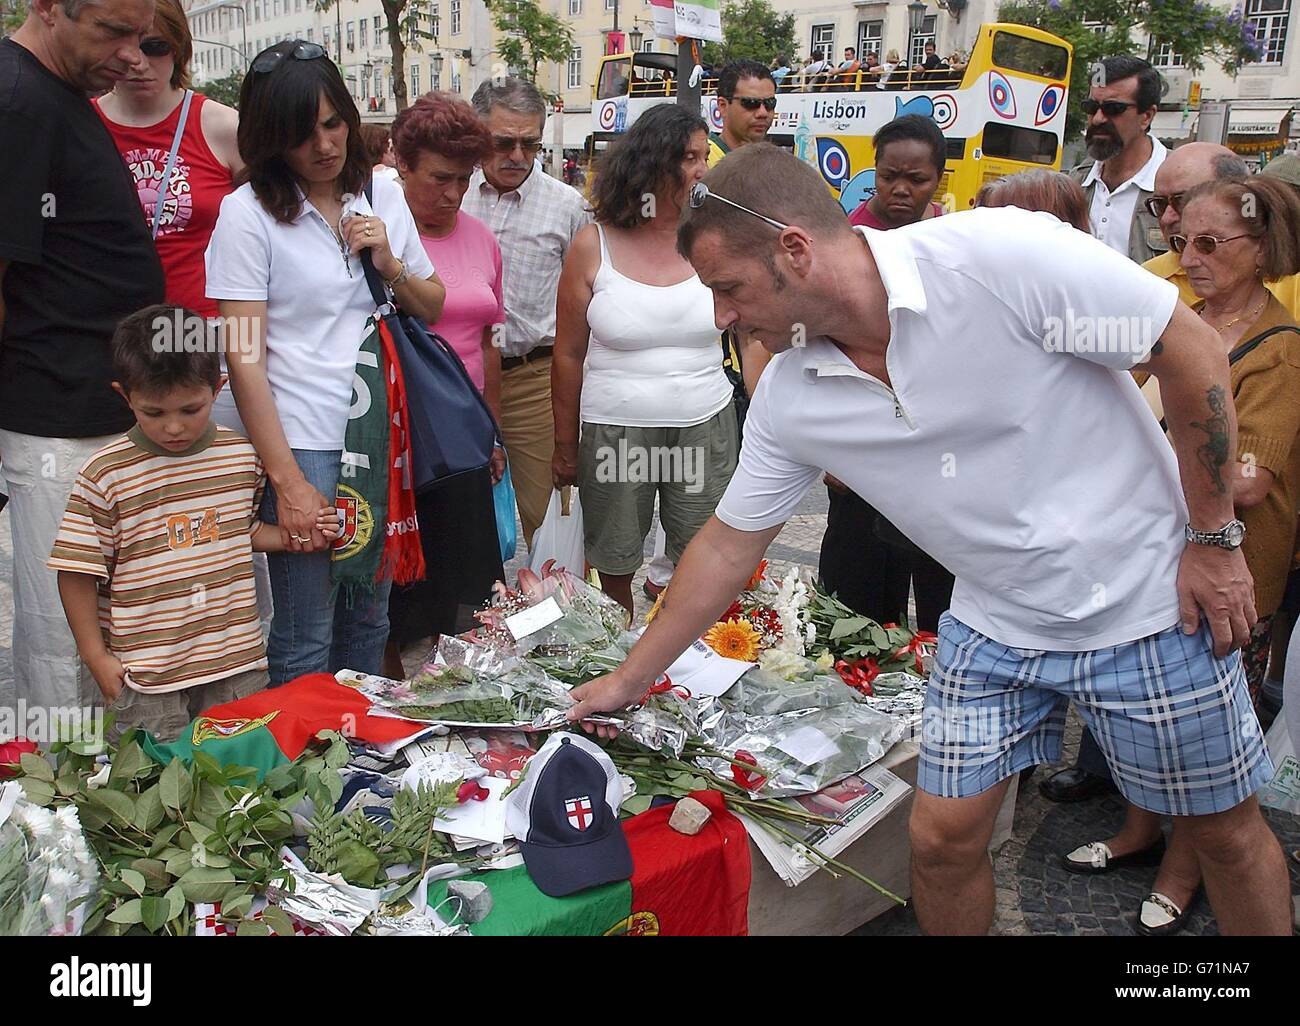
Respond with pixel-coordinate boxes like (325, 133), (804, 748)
(1204, 290), (1267, 334)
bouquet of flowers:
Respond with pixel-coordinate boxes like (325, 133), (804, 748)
(474, 563), (629, 662)
(0, 779), (99, 935)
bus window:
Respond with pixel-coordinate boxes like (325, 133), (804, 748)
(597, 58), (631, 100)
(991, 31), (1069, 80)
(981, 122), (1059, 165)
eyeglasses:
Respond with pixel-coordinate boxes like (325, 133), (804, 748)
(725, 96), (778, 112)
(1144, 192), (1186, 218)
(688, 182), (789, 231)
(140, 37), (173, 58)
(251, 41), (327, 74)
(1169, 232), (1254, 255)
(491, 135), (544, 155)
(1081, 98), (1139, 119)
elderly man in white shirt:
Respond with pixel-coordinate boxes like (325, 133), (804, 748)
(462, 78), (592, 547)
(1068, 54), (1168, 263)
(564, 143), (1292, 937)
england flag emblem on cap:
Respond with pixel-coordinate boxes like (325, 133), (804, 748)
(565, 796), (593, 831)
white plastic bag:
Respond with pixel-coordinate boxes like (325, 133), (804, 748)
(1258, 713), (1299, 815)
(528, 488), (584, 576)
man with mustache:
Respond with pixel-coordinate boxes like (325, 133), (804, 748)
(1069, 55), (1168, 264)
(462, 78), (592, 549)
(0, 0), (165, 733)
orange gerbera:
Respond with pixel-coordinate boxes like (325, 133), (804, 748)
(703, 618), (762, 662)
(745, 559), (769, 591)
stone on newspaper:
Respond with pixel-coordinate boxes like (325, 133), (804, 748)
(668, 796), (712, 836)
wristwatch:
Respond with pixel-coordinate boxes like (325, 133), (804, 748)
(1185, 519), (1246, 549)
(383, 259), (411, 289)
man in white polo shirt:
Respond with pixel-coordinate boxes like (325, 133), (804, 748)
(565, 143), (1291, 936)
(1068, 54), (1167, 263)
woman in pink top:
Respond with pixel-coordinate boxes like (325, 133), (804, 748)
(380, 92), (508, 678)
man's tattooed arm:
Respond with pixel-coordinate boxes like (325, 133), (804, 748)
(1189, 384), (1231, 495)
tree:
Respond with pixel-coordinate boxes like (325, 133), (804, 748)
(700, 0), (796, 68)
(3, 0), (28, 34)
(485, 0), (574, 98)
(195, 69), (244, 108)
(999, 0), (1263, 139)
(316, 0), (440, 113)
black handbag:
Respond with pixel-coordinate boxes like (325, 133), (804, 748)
(359, 180), (501, 492)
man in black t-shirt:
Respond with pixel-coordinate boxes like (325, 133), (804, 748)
(0, 0), (163, 731)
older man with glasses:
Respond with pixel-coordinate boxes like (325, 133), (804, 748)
(462, 77), (592, 549)
(1068, 55), (1168, 264)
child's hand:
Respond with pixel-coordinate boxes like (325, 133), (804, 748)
(316, 505), (343, 541)
(88, 651), (127, 703)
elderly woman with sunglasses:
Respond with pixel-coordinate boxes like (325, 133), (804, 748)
(93, 0), (242, 317)
(204, 41), (444, 684)
(551, 104), (738, 616)
(1059, 175), (1300, 936)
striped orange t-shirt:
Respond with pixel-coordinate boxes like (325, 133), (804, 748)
(49, 424), (268, 692)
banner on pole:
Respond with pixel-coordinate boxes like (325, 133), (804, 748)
(673, 0), (723, 43)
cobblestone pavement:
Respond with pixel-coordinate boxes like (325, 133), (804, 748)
(3, 485), (1297, 936)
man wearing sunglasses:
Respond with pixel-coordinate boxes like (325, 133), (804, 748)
(462, 77), (592, 549)
(708, 60), (777, 169)
(568, 143), (1290, 937)
(0, 0), (165, 729)
(1068, 55), (1168, 263)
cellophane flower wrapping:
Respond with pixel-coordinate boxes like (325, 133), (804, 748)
(0, 783), (100, 936)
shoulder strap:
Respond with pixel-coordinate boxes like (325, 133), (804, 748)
(359, 176), (390, 310)
(153, 89), (193, 240)
(1228, 324), (1300, 366)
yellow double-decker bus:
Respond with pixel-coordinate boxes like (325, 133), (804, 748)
(591, 23), (1073, 212)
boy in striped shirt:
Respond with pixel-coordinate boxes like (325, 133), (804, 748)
(49, 305), (339, 742)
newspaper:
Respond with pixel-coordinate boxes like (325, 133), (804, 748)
(740, 764), (912, 886)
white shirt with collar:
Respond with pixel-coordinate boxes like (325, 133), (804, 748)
(1083, 133), (1167, 255)
(460, 161), (592, 360)
(205, 175), (434, 450)
(715, 209), (1185, 652)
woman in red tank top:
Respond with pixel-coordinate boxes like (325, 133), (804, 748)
(93, 0), (242, 318)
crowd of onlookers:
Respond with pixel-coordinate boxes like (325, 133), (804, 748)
(769, 42), (967, 91)
(1, 0), (1296, 934)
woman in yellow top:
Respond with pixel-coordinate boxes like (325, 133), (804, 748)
(1062, 175), (1300, 935)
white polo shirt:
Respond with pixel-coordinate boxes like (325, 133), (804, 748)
(205, 175), (435, 450)
(1083, 133), (1166, 255)
(715, 208), (1184, 652)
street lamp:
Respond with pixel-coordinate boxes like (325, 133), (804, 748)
(907, 1), (927, 68)
(216, 1), (249, 65)
(628, 23), (644, 52)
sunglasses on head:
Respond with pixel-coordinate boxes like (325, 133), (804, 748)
(1169, 232), (1253, 255)
(491, 135), (544, 155)
(688, 182), (789, 230)
(251, 41), (327, 74)
(727, 96), (778, 111)
(1144, 192), (1186, 218)
(1081, 98), (1139, 118)
(140, 37), (173, 58)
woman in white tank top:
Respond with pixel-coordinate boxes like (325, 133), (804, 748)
(551, 105), (739, 615)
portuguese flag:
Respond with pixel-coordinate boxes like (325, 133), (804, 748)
(425, 790), (751, 936)
(139, 674), (426, 781)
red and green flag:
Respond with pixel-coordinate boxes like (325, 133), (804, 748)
(425, 790), (751, 935)
(139, 673), (426, 781)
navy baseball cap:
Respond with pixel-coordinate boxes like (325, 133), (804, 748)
(504, 732), (633, 897)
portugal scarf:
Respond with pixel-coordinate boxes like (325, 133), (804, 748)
(332, 313), (425, 593)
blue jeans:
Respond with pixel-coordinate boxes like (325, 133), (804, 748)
(260, 449), (392, 684)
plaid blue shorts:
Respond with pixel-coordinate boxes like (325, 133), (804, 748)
(917, 612), (1273, 816)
